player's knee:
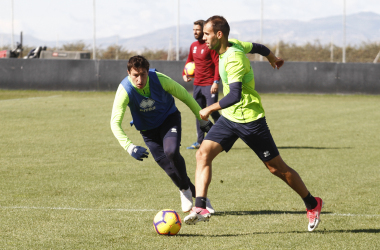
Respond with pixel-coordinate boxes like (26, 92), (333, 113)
(164, 148), (179, 162)
(265, 162), (285, 176)
(267, 165), (279, 175)
(266, 163), (292, 178)
(196, 148), (208, 163)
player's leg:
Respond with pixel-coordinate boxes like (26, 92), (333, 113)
(160, 111), (192, 189)
(184, 116), (239, 224)
(140, 112), (194, 212)
(184, 140), (222, 224)
(263, 155), (308, 197)
(194, 140), (223, 198)
(195, 116), (238, 199)
(140, 129), (185, 190)
(187, 85), (206, 149)
(237, 117), (323, 231)
(160, 111), (199, 212)
(202, 84), (221, 122)
(263, 155), (323, 231)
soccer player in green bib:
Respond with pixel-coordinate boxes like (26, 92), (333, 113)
(110, 55), (214, 213)
(184, 16), (323, 232)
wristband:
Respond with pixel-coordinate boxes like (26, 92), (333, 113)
(213, 80), (219, 84)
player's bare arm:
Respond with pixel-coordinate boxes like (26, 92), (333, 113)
(183, 74), (192, 82)
(266, 51), (284, 69)
(199, 102), (222, 120)
(210, 82), (219, 94)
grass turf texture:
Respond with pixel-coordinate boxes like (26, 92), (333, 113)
(0, 90), (379, 249)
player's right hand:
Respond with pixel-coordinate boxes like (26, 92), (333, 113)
(266, 51), (284, 70)
(273, 57), (284, 69)
(127, 144), (149, 161)
(183, 75), (192, 82)
(199, 120), (213, 133)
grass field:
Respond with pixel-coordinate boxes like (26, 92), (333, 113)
(0, 90), (379, 249)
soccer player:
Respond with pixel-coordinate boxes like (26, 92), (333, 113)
(183, 20), (221, 150)
(184, 16), (323, 232)
(110, 55), (214, 213)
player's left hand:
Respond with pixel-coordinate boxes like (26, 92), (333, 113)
(272, 57), (284, 69)
(127, 144), (149, 161)
(199, 119), (213, 133)
(211, 83), (219, 94)
(199, 108), (211, 121)
(266, 52), (284, 70)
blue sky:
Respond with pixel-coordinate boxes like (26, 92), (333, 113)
(0, 0), (379, 42)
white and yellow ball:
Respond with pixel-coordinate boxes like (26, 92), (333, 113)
(183, 62), (195, 78)
(153, 209), (182, 236)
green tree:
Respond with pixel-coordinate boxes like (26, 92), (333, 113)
(62, 41), (90, 51)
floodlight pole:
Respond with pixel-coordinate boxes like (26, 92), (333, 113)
(116, 36), (119, 60)
(260, 0), (263, 61)
(93, 0), (96, 60)
(342, 0), (346, 63)
(56, 34), (59, 50)
(176, 0), (180, 61)
(374, 50), (380, 63)
(11, 0), (14, 50)
(330, 36), (334, 62)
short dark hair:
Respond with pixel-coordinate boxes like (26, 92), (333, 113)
(194, 20), (204, 29)
(127, 55), (150, 72)
(205, 15), (230, 37)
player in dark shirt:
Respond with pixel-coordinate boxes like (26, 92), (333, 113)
(183, 20), (221, 149)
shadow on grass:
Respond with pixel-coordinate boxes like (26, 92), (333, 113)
(213, 210), (332, 216)
(278, 146), (352, 150)
(178, 228), (380, 237)
(230, 146), (351, 150)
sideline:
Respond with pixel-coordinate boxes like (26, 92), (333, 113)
(0, 95), (62, 102)
(0, 206), (156, 212)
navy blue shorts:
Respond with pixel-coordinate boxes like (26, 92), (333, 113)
(204, 116), (279, 162)
(140, 110), (181, 162)
(193, 85), (219, 108)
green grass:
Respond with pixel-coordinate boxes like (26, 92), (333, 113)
(1, 90), (379, 249)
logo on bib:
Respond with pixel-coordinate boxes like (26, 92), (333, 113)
(140, 98), (156, 112)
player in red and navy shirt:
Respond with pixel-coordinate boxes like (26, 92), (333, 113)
(183, 20), (221, 149)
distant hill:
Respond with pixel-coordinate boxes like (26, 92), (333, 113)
(2, 12), (379, 51)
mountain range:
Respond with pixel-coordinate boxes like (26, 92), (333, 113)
(1, 12), (379, 51)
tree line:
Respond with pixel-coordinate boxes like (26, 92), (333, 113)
(1, 40), (379, 63)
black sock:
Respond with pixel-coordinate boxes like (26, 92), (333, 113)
(195, 197), (207, 209)
(302, 192), (318, 210)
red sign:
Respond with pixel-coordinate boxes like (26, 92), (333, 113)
(0, 50), (8, 58)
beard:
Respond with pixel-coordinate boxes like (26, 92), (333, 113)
(194, 33), (204, 41)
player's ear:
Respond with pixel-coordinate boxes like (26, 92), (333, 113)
(217, 31), (223, 39)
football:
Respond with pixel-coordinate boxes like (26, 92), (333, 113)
(183, 62), (195, 78)
(153, 209), (182, 236)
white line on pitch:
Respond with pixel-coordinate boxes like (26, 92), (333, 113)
(1, 206), (379, 217)
(0, 95), (62, 102)
(0, 206), (156, 212)
(327, 213), (380, 217)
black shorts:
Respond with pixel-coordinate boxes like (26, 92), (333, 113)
(193, 85), (219, 108)
(140, 110), (181, 162)
(204, 116), (279, 162)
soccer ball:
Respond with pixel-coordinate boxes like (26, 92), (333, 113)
(183, 62), (195, 78)
(153, 209), (182, 236)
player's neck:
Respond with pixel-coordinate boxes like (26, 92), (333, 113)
(218, 39), (229, 55)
